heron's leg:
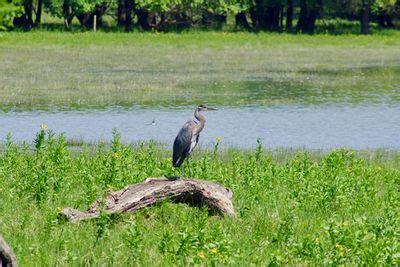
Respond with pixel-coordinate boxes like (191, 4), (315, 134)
(187, 157), (192, 177)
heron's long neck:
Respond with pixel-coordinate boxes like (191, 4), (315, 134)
(194, 109), (206, 134)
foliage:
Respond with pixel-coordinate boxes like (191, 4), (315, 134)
(0, 0), (23, 30)
(3, 0), (399, 32)
(0, 129), (399, 265)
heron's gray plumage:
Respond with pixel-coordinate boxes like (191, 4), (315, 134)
(172, 105), (216, 175)
(173, 121), (198, 167)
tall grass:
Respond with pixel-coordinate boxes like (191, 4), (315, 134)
(0, 129), (399, 265)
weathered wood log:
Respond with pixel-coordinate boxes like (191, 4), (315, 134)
(0, 234), (17, 267)
(59, 177), (235, 223)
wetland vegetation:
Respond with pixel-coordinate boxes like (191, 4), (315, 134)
(0, 31), (400, 111)
(0, 25), (399, 265)
(0, 131), (399, 265)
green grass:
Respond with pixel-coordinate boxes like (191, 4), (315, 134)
(0, 31), (399, 110)
(0, 130), (399, 265)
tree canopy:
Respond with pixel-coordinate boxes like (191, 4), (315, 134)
(1, 0), (399, 33)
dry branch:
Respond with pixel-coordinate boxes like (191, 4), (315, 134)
(59, 177), (235, 223)
(0, 234), (17, 267)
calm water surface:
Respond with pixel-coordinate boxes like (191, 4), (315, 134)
(0, 105), (398, 149)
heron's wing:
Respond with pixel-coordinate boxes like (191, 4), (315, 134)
(173, 121), (194, 167)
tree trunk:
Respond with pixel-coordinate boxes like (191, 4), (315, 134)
(296, 0), (321, 33)
(117, 0), (124, 27)
(125, 0), (133, 32)
(34, 0), (42, 26)
(136, 9), (150, 31)
(286, 0), (293, 32)
(0, 234), (17, 267)
(62, 0), (73, 30)
(360, 2), (370, 34)
(235, 12), (250, 29)
(265, 5), (281, 31)
(24, 0), (34, 28)
(250, 0), (264, 30)
(279, 6), (283, 31)
(59, 177), (236, 223)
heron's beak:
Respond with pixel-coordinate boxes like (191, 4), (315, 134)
(206, 107), (218, 111)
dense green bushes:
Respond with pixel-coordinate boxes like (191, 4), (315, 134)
(0, 129), (399, 265)
(2, 0), (399, 33)
(0, 0), (22, 30)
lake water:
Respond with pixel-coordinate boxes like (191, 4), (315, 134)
(0, 105), (399, 149)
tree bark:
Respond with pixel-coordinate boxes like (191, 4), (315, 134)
(296, 0), (321, 33)
(125, 0), (133, 32)
(23, 0), (34, 28)
(235, 12), (250, 29)
(0, 234), (17, 267)
(117, 0), (124, 27)
(360, 2), (370, 34)
(34, 0), (42, 26)
(59, 177), (236, 223)
(286, 0), (293, 32)
(136, 9), (151, 31)
(62, 0), (73, 30)
(265, 5), (281, 31)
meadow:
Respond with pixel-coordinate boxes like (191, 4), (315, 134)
(0, 31), (400, 110)
(0, 129), (399, 265)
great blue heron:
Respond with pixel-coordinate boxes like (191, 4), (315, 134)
(173, 105), (217, 176)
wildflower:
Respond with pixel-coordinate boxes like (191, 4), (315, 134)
(114, 152), (119, 158)
(314, 237), (320, 244)
(210, 248), (218, 254)
(197, 251), (205, 258)
(41, 124), (48, 130)
(56, 207), (62, 212)
(335, 243), (344, 251)
(339, 251), (345, 257)
(215, 137), (221, 142)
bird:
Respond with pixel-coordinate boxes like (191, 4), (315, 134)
(146, 119), (156, 126)
(172, 105), (217, 176)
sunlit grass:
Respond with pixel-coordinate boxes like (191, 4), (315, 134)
(0, 31), (399, 111)
(0, 130), (399, 265)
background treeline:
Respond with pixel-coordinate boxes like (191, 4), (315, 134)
(1, 0), (399, 33)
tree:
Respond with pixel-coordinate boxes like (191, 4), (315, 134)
(0, 0), (23, 30)
(285, 0), (293, 31)
(360, 0), (372, 34)
(296, 0), (323, 33)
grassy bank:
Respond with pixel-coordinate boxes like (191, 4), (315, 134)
(0, 130), (399, 265)
(0, 31), (399, 110)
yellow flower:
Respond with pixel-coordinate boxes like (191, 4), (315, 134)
(56, 207), (62, 212)
(314, 237), (320, 244)
(215, 137), (221, 142)
(335, 243), (344, 251)
(114, 152), (119, 158)
(210, 248), (218, 254)
(197, 251), (205, 258)
(339, 251), (345, 257)
(41, 124), (48, 130)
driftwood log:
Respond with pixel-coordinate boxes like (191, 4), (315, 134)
(59, 177), (235, 223)
(0, 234), (17, 267)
